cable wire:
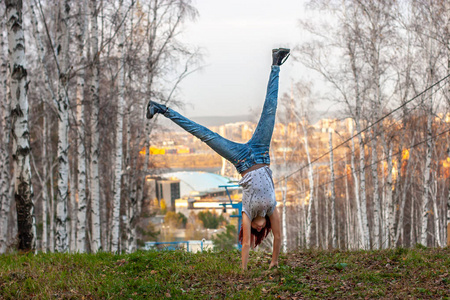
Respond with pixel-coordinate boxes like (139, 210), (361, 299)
(274, 73), (450, 185)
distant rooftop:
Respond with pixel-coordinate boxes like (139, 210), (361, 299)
(162, 171), (239, 197)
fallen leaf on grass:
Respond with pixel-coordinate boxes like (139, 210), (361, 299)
(150, 270), (157, 275)
(115, 259), (128, 266)
(165, 292), (171, 298)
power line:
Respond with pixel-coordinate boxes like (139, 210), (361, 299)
(279, 76), (449, 188)
(274, 73), (450, 185)
(284, 125), (450, 198)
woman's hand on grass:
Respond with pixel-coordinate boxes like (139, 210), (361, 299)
(269, 261), (278, 269)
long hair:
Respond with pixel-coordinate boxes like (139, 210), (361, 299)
(238, 215), (272, 248)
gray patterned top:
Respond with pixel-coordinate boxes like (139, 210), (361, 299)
(239, 166), (277, 220)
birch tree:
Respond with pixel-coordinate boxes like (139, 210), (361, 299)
(281, 176), (287, 252)
(447, 0), (450, 246)
(89, 0), (102, 252)
(111, 0), (127, 253)
(0, 2), (12, 253)
(6, 0), (35, 251)
(369, 129), (381, 249)
(329, 129), (337, 248)
(41, 113), (49, 252)
(55, 0), (71, 253)
(75, 0), (89, 253)
(302, 121), (314, 248)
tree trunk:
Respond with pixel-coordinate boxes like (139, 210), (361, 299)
(69, 168), (77, 252)
(55, 0), (71, 253)
(49, 161), (55, 252)
(356, 122), (370, 249)
(111, 0), (126, 253)
(329, 130), (337, 248)
(89, 0), (101, 253)
(303, 124), (314, 249)
(410, 191), (415, 247)
(446, 0), (450, 247)
(345, 165), (351, 249)
(383, 143), (394, 247)
(0, 8), (11, 253)
(420, 110), (433, 246)
(430, 176), (441, 247)
(41, 114), (48, 252)
(126, 106), (138, 253)
(75, 0), (88, 253)
(369, 129), (381, 249)
(6, 0), (35, 252)
(351, 133), (365, 248)
(395, 148), (414, 246)
(282, 177), (287, 253)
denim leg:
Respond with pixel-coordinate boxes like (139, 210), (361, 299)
(162, 108), (249, 164)
(247, 65), (280, 148)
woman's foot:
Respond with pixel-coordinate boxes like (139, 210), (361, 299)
(272, 48), (290, 66)
(146, 101), (168, 119)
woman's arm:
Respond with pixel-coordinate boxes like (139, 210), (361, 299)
(241, 212), (252, 270)
(268, 207), (281, 269)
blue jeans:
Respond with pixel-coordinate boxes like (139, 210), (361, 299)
(162, 65), (280, 174)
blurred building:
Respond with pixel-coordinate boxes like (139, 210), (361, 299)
(146, 176), (181, 211)
(161, 171), (241, 216)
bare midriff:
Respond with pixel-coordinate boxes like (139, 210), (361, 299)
(240, 163), (269, 177)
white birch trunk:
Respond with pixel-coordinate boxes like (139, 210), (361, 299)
(369, 129), (381, 249)
(448, 153), (450, 246)
(69, 170), (77, 252)
(110, 1), (126, 252)
(297, 180), (305, 247)
(381, 166), (388, 249)
(410, 192), (415, 247)
(351, 134), (365, 248)
(126, 106), (137, 253)
(431, 179), (441, 247)
(281, 177), (287, 253)
(345, 167), (352, 249)
(0, 10), (11, 253)
(75, 0), (88, 253)
(420, 112), (432, 246)
(6, 0), (35, 251)
(315, 173), (319, 247)
(89, 0), (101, 253)
(325, 188), (329, 248)
(384, 145), (394, 247)
(55, 0), (71, 253)
(303, 129), (314, 249)
(328, 130), (337, 248)
(49, 161), (55, 252)
(351, 137), (366, 248)
(41, 115), (48, 252)
(125, 4), (138, 253)
(356, 123), (370, 249)
(446, 0), (450, 247)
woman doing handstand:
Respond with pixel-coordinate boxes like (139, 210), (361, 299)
(146, 48), (290, 270)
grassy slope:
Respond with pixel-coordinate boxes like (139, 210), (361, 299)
(1, 247), (449, 299)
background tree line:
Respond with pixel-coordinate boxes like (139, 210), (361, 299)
(274, 0), (450, 251)
(0, 0), (200, 254)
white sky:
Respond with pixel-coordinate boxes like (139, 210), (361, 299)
(178, 0), (313, 118)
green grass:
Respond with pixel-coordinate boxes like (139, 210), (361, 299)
(1, 247), (450, 299)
